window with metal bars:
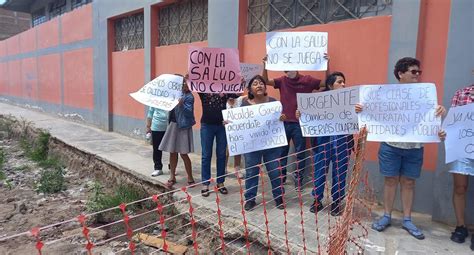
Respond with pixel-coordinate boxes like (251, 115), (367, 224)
(247, 0), (392, 34)
(49, 0), (67, 19)
(72, 0), (92, 10)
(32, 8), (47, 27)
(114, 13), (145, 51)
(158, 0), (208, 46)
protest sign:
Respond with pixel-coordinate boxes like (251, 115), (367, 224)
(265, 31), (328, 71)
(240, 63), (263, 86)
(358, 83), (441, 142)
(297, 87), (359, 137)
(223, 101), (287, 156)
(129, 74), (183, 111)
(188, 46), (243, 94)
(442, 104), (474, 163)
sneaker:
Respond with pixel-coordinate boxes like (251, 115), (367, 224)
(450, 226), (468, 243)
(151, 169), (163, 177)
(244, 200), (257, 211)
(275, 197), (284, 210)
(309, 200), (323, 213)
(330, 203), (343, 216)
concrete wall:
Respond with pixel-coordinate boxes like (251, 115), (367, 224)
(0, 4), (95, 125)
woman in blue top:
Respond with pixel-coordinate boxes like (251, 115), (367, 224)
(159, 76), (196, 188)
(146, 107), (168, 177)
(296, 72), (354, 216)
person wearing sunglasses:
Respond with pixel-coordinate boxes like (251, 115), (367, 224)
(355, 57), (446, 240)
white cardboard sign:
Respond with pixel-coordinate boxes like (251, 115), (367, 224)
(223, 101), (287, 156)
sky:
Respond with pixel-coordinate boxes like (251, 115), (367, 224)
(0, 0), (6, 5)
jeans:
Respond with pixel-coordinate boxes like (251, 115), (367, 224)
(280, 122), (307, 185)
(152, 131), (166, 170)
(244, 147), (284, 202)
(312, 135), (350, 203)
(201, 123), (227, 185)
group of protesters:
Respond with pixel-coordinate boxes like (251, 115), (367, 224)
(144, 54), (473, 249)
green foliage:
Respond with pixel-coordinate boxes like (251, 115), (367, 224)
(0, 148), (5, 170)
(0, 148), (5, 183)
(0, 117), (14, 138)
(37, 156), (62, 170)
(29, 132), (50, 162)
(37, 167), (65, 193)
(86, 182), (144, 213)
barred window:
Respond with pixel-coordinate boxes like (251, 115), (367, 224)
(248, 0), (392, 33)
(114, 13), (144, 51)
(72, 0), (92, 10)
(32, 8), (47, 27)
(158, 0), (208, 46)
(49, 0), (67, 19)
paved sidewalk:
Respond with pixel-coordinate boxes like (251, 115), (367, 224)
(0, 102), (472, 254)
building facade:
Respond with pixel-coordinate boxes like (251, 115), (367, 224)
(0, 0), (472, 225)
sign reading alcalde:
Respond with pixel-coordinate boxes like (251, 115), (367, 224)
(223, 101), (287, 156)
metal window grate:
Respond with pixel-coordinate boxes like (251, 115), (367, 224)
(158, 0), (208, 46)
(72, 0), (92, 10)
(49, 0), (67, 19)
(32, 8), (47, 27)
(114, 13), (145, 51)
(248, 0), (392, 33)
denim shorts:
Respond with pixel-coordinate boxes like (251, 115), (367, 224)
(448, 158), (474, 176)
(378, 142), (424, 179)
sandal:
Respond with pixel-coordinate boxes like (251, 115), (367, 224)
(187, 180), (196, 187)
(201, 187), (210, 197)
(402, 218), (425, 240)
(166, 179), (176, 189)
(371, 214), (391, 232)
(216, 184), (228, 195)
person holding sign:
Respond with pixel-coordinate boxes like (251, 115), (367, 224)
(262, 54), (328, 189)
(159, 76), (196, 189)
(198, 90), (239, 197)
(356, 57), (446, 240)
(297, 72), (355, 216)
(445, 84), (474, 247)
(238, 75), (285, 211)
(146, 107), (168, 177)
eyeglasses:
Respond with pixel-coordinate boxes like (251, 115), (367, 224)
(409, 70), (422, 75)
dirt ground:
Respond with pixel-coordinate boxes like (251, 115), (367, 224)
(0, 120), (235, 255)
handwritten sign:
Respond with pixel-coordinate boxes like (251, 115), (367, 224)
(129, 74), (183, 111)
(188, 46), (243, 94)
(297, 87), (359, 137)
(265, 32), (328, 71)
(240, 63), (263, 86)
(358, 83), (441, 142)
(223, 101), (287, 156)
(442, 104), (474, 163)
